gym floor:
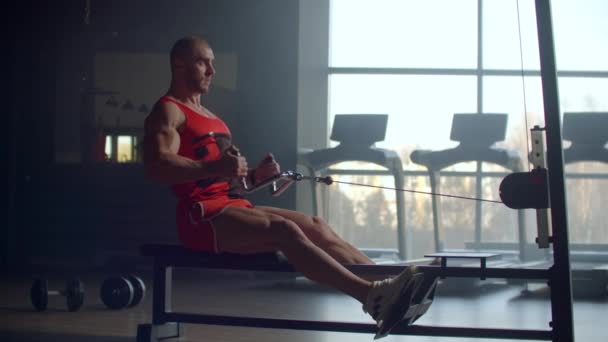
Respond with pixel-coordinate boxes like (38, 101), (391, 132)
(1, 268), (606, 342)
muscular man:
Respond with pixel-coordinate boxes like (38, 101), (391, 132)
(143, 36), (426, 338)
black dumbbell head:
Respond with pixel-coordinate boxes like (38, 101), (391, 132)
(30, 279), (48, 311)
(125, 275), (146, 307)
(100, 276), (134, 310)
(66, 278), (85, 312)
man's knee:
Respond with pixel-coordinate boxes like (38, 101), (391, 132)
(310, 216), (339, 241)
(311, 216), (325, 227)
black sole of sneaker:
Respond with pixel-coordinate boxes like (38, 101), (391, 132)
(407, 276), (440, 325)
(374, 273), (424, 340)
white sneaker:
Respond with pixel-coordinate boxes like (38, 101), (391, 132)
(362, 265), (423, 339)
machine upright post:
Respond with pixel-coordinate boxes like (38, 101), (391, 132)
(535, 0), (575, 341)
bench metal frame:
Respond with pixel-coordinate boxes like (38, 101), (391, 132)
(136, 249), (564, 342)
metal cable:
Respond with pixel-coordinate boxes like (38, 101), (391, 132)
(308, 176), (503, 204)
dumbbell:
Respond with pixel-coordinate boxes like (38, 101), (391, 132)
(100, 275), (146, 310)
(30, 278), (85, 312)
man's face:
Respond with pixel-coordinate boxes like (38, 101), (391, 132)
(182, 42), (216, 94)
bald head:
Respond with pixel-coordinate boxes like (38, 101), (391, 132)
(170, 36), (210, 71)
(168, 36), (216, 95)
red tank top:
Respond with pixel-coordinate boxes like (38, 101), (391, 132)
(159, 96), (236, 201)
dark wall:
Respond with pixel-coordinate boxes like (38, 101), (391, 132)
(7, 0), (72, 268)
(6, 0), (299, 269)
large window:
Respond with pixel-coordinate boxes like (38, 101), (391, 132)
(324, 0), (608, 258)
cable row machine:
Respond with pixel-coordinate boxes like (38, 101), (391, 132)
(411, 112), (608, 297)
(136, 1), (577, 341)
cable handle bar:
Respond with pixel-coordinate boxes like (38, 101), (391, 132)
(243, 171), (333, 197)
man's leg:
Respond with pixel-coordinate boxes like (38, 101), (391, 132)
(211, 205), (431, 339)
(211, 206), (371, 303)
(256, 206), (374, 265)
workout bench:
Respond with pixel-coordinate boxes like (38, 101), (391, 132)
(136, 243), (438, 342)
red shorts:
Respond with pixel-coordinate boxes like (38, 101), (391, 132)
(176, 196), (253, 252)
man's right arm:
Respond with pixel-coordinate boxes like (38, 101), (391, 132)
(142, 101), (247, 185)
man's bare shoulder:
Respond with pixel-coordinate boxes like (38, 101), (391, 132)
(145, 100), (185, 131)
